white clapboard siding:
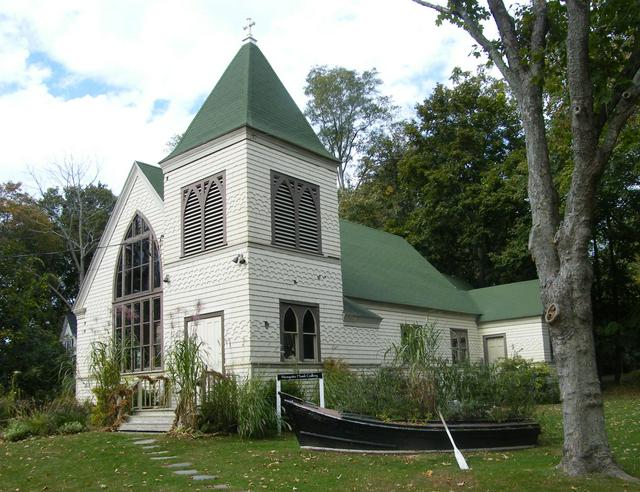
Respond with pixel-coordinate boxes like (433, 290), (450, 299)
(247, 245), (344, 365)
(161, 133), (251, 373)
(245, 134), (341, 259)
(341, 300), (483, 365)
(478, 317), (551, 362)
(75, 172), (165, 401)
(161, 134), (248, 264)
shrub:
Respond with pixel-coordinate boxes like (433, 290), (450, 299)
(199, 376), (239, 434)
(0, 395), (17, 429)
(3, 421), (32, 442)
(167, 334), (204, 431)
(89, 339), (130, 428)
(24, 411), (58, 436)
(237, 378), (277, 439)
(59, 421), (85, 435)
(530, 362), (561, 404)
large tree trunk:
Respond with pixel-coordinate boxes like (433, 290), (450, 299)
(518, 88), (620, 477)
(546, 265), (616, 475)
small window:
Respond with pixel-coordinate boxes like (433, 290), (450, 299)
(271, 171), (321, 253)
(451, 329), (468, 363)
(280, 302), (320, 362)
(182, 172), (226, 256)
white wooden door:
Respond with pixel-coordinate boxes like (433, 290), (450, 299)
(186, 314), (223, 372)
(485, 335), (506, 364)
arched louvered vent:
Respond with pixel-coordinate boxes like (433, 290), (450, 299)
(183, 187), (202, 256)
(204, 175), (225, 249)
(271, 171), (321, 253)
(182, 172), (226, 256)
(298, 187), (319, 252)
(273, 176), (296, 248)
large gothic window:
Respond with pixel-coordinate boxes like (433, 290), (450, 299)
(113, 213), (163, 372)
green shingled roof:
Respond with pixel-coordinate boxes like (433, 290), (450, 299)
(161, 42), (336, 163)
(340, 220), (480, 314)
(136, 161), (163, 199)
(343, 297), (382, 320)
(468, 279), (543, 322)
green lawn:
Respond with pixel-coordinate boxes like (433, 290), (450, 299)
(1, 387), (639, 491)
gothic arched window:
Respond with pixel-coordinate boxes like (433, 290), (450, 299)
(279, 302), (320, 362)
(113, 213), (163, 372)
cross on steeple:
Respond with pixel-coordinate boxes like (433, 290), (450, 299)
(243, 18), (256, 43)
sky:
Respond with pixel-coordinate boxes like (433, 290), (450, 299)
(0, 0), (483, 194)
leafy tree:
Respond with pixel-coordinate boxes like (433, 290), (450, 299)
(304, 66), (395, 189)
(341, 70), (534, 287)
(0, 183), (68, 398)
(589, 116), (640, 382)
(400, 69), (532, 287)
(413, 0), (640, 479)
(37, 160), (116, 301)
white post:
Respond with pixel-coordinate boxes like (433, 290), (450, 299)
(276, 377), (282, 435)
(319, 375), (325, 408)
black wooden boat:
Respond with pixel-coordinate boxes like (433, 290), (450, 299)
(279, 393), (541, 453)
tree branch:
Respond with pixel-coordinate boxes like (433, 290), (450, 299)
(595, 66), (640, 169)
(487, 0), (525, 77)
(529, 0), (548, 80)
(412, 0), (518, 93)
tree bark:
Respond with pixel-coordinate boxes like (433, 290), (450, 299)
(412, 0), (640, 480)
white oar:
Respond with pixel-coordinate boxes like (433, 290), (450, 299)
(438, 410), (469, 470)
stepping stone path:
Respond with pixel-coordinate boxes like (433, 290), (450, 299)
(193, 475), (218, 481)
(128, 438), (225, 486)
(132, 439), (157, 445)
(164, 462), (193, 468)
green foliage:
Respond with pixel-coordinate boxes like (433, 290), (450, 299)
(304, 65), (395, 189)
(58, 421), (85, 435)
(237, 379), (277, 439)
(3, 420), (32, 441)
(340, 69), (533, 288)
(167, 334), (204, 431)
(199, 376), (239, 434)
(89, 339), (129, 428)
(0, 396), (89, 441)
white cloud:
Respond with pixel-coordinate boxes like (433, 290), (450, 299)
(0, 0), (488, 193)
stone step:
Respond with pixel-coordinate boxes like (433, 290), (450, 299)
(119, 423), (172, 433)
(125, 415), (175, 423)
(118, 409), (176, 432)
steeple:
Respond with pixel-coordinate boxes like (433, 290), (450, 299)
(162, 42), (336, 163)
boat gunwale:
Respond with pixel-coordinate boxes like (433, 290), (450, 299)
(279, 393), (540, 432)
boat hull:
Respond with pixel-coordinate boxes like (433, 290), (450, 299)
(280, 394), (541, 453)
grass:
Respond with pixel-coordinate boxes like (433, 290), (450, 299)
(1, 382), (639, 491)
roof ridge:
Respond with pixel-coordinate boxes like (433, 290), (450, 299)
(469, 279), (539, 292)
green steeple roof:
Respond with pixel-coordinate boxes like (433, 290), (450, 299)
(161, 42), (336, 163)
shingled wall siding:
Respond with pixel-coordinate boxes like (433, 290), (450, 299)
(478, 316), (551, 362)
(244, 134), (344, 369)
(75, 173), (165, 400)
(350, 301), (483, 364)
(161, 131), (252, 376)
(245, 133), (341, 258)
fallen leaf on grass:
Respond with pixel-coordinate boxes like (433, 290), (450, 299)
(423, 470), (433, 478)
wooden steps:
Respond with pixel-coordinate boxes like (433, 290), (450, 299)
(119, 408), (175, 433)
